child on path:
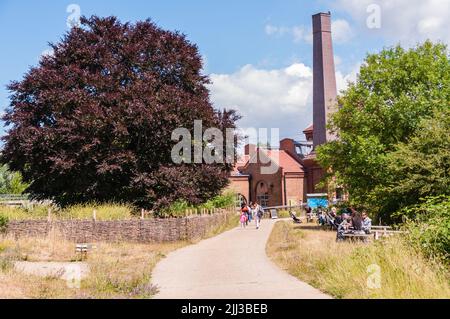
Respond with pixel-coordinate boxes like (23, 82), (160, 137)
(240, 211), (248, 228)
(240, 203), (249, 228)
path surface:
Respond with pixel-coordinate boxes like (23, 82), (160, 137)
(152, 219), (330, 299)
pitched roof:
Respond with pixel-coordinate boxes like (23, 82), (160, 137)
(263, 149), (304, 173)
(234, 149), (304, 174)
(303, 123), (314, 133)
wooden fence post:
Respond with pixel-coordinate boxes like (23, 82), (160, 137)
(93, 209), (97, 221)
(47, 208), (52, 222)
(141, 209), (145, 220)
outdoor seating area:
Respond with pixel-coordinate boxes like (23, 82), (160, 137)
(314, 206), (404, 242)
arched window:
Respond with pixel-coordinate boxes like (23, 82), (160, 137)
(256, 181), (270, 207)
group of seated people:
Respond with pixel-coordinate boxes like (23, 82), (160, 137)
(318, 207), (372, 241)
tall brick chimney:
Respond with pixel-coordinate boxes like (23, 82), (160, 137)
(312, 12), (337, 148)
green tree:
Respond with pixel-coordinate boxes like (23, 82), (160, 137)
(1, 16), (238, 208)
(381, 108), (450, 208)
(0, 165), (29, 194)
(317, 41), (450, 220)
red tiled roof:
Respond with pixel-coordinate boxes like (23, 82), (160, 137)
(303, 123), (313, 133)
(232, 148), (304, 175)
(263, 149), (304, 173)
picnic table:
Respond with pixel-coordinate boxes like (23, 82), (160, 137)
(342, 227), (406, 242)
(342, 233), (372, 242)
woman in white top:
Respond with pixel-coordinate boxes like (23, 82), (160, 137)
(252, 202), (263, 229)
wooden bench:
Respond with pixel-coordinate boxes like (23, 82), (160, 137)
(371, 229), (406, 240)
(342, 228), (406, 242)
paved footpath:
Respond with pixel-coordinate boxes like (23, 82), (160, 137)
(152, 219), (331, 299)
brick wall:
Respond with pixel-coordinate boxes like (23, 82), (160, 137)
(5, 210), (235, 243)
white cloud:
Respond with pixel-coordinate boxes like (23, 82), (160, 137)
(264, 24), (313, 44)
(264, 24), (291, 37)
(336, 62), (362, 92)
(209, 63), (313, 138)
(292, 26), (313, 44)
(332, 19), (355, 43)
(334, 0), (450, 45)
(265, 18), (353, 44)
(209, 63), (357, 139)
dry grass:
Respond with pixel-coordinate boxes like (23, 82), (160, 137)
(0, 232), (187, 299)
(266, 221), (450, 299)
(0, 212), (240, 299)
(0, 202), (135, 221)
(59, 203), (135, 220)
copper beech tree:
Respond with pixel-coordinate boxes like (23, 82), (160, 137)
(1, 16), (239, 209)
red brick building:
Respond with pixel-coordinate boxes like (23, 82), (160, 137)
(226, 12), (339, 207)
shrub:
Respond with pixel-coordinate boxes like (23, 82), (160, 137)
(159, 192), (236, 218)
(400, 196), (450, 264)
(200, 192), (235, 210)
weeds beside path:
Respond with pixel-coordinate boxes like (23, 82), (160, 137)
(266, 221), (450, 299)
(0, 213), (240, 299)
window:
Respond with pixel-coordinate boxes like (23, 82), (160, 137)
(257, 194), (269, 207)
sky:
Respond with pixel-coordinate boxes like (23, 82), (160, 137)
(0, 0), (449, 143)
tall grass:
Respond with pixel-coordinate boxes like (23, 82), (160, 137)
(59, 202), (135, 220)
(0, 207), (239, 298)
(0, 232), (186, 298)
(0, 202), (135, 221)
(0, 205), (49, 220)
(0, 193), (237, 220)
(266, 221), (450, 299)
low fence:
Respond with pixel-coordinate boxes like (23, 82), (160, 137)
(4, 209), (236, 243)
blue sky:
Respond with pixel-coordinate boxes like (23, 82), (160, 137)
(1, 0), (448, 141)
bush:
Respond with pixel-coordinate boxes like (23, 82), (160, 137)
(159, 192), (236, 217)
(200, 192), (235, 210)
(400, 196), (450, 264)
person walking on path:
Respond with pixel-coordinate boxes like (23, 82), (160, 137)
(247, 202), (253, 223)
(240, 203), (249, 228)
(253, 202), (264, 230)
